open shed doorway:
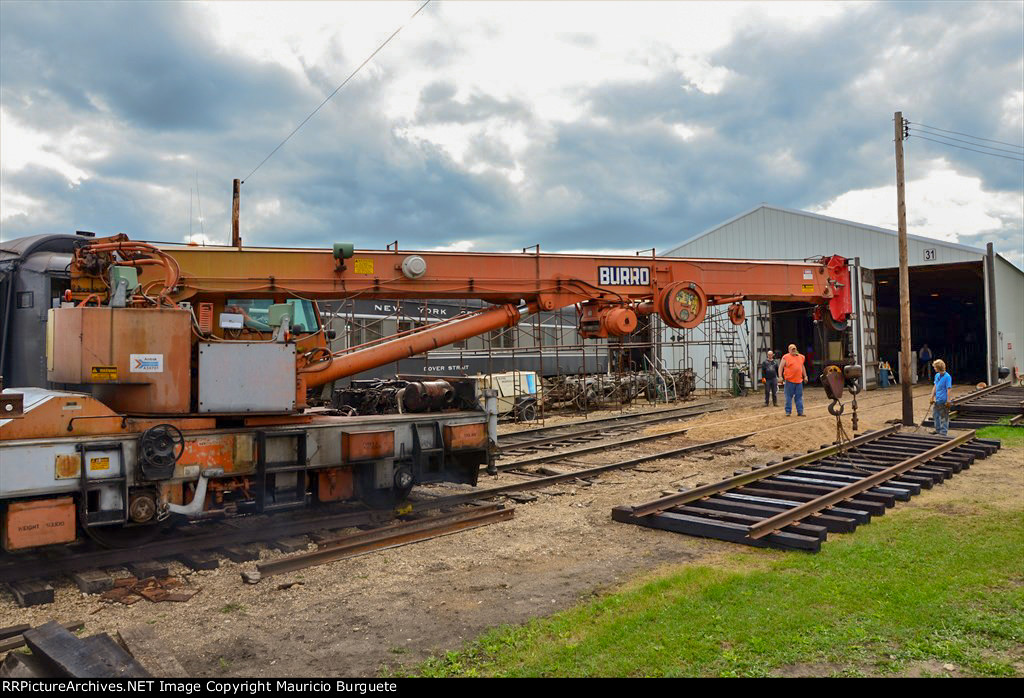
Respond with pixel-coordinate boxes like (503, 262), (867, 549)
(874, 261), (987, 384)
(769, 302), (851, 381)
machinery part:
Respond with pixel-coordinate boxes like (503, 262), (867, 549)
(578, 302), (638, 338)
(128, 490), (158, 523)
(827, 400), (845, 416)
(727, 302), (745, 326)
(402, 380), (455, 412)
(401, 255), (428, 279)
(358, 467), (414, 509)
(514, 397), (537, 423)
(394, 466), (415, 499)
(166, 468), (225, 518)
(657, 282), (707, 329)
(79, 491), (167, 549)
(821, 365), (845, 401)
(138, 424), (185, 480)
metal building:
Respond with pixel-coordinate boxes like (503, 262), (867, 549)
(659, 204), (1024, 391)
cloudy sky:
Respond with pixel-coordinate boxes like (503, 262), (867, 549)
(2, 1), (1022, 267)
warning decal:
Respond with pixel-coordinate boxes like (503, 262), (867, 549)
(353, 259), (375, 274)
(90, 366), (118, 381)
(801, 284), (815, 293)
(89, 457), (110, 471)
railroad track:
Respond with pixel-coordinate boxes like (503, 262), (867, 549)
(497, 402), (722, 455)
(923, 381), (1024, 429)
(613, 426), (1001, 552)
(2, 427), (745, 605)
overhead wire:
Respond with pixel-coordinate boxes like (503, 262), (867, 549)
(907, 128), (1024, 156)
(907, 121), (1023, 149)
(241, 0), (432, 183)
(908, 134), (1024, 162)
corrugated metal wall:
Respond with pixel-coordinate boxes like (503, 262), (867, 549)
(994, 255), (1024, 374)
(659, 205), (1024, 389)
(664, 206), (985, 268)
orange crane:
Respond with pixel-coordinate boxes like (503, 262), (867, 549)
(0, 233), (852, 550)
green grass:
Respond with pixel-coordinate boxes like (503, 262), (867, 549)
(977, 424), (1024, 447)
(403, 497), (1024, 677)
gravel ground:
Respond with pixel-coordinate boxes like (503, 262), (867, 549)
(4, 382), (1013, 677)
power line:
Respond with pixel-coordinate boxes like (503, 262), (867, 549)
(909, 134), (1024, 162)
(242, 0), (432, 183)
(908, 125), (1024, 155)
(907, 120), (1023, 149)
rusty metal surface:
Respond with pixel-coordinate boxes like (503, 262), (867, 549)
(255, 505), (514, 578)
(47, 307), (191, 414)
(444, 423), (488, 450)
(3, 497), (76, 551)
(341, 430), (395, 461)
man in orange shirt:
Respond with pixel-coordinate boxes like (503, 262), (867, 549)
(779, 343), (809, 416)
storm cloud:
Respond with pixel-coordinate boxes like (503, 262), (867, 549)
(1, 1), (1021, 266)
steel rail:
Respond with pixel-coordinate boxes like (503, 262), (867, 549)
(498, 401), (713, 442)
(747, 430), (976, 539)
(491, 423), (693, 472)
(498, 404), (722, 451)
(418, 433), (754, 513)
(0, 506), (388, 583)
(627, 425), (901, 518)
(256, 505), (514, 577)
(950, 380), (1012, 406)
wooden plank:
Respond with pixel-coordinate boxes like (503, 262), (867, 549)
(126, 561), (169, 579)
(0, 651), (48, 678)
(81, 633), (152, 678)
(70, 569), (114, 594)
(270, 537), (308, 553)
(698, 496), (858, 533)
(9, 580), (54, 607)
(177, 550), (220, 571)
(612, 506), (821, 552)
(23, 621), (152, 677)
(0, 623), (31, 641)
(220, 544), (261, 563)
(117, 625), (188, 677)
(0, 620), (83, 654)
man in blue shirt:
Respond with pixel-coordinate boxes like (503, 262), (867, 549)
(930, 359), (953, 436)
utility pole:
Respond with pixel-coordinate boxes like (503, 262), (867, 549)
(894, 111), (914, 426)
(231, 178), (242, 248)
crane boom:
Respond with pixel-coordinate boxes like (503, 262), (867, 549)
(60, 235), (852, 412)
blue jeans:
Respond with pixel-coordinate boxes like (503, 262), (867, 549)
(784, 381), (804, 415)
(933, 402), (949, 435)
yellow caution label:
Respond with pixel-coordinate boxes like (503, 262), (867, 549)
(801, 284), (815, 293)
(90, 365), (118, 381)
(353, 258), (374, 274)
(89, 457), (110, 471)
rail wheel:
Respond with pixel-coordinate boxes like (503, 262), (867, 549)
(78, 493), (170, 548)
(358, 466), (414, 510)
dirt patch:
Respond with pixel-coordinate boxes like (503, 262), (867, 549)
(898, 660), (958, 677)
(773, 662), (847, 677)
(2, 386), (1019, 677)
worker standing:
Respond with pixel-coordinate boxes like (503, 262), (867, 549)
(760, 350), (779, 407)
(779, 343), (808, 416)
(930, 359), (953, 436)
(919, 343), (933, 380)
